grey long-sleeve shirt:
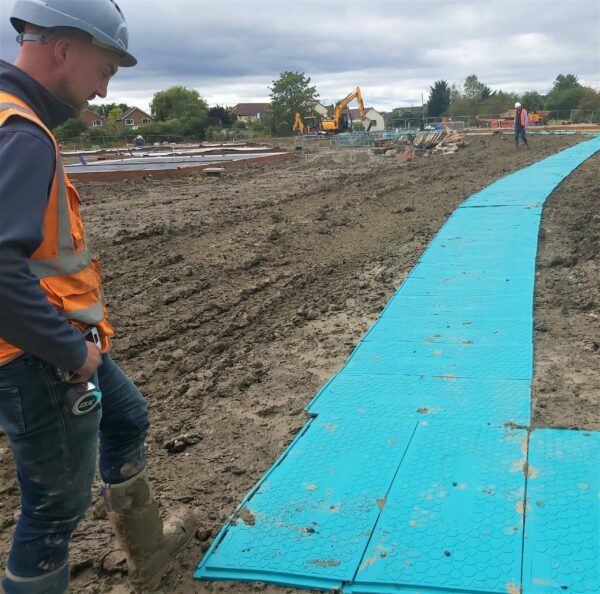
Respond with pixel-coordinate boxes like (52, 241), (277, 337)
(0, 59), (88, 371)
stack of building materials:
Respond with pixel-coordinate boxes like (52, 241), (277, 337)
(413, 127), (465, 149)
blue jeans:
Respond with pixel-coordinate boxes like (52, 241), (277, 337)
(0, 353), (149, 593)
(515, 127), (528, 145)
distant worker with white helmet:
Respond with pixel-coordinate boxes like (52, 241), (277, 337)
(0, 1), (194, 592)
(514, 101), (529, 149)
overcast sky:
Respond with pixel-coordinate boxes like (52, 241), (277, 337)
(1, 0), (599, 113)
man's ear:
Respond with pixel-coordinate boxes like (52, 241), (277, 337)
(52, 37), (71, 65)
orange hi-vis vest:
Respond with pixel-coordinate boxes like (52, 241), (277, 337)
(0, 92), (113, 364)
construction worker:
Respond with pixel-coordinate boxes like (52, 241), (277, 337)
(514, 101), (529, 149)
(0, 1), (194, 593)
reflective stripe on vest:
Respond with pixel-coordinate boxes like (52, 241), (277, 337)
(61, 300), (105, 325)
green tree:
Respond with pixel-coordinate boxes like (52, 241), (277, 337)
(547, 86), (586, 111)
(552, 74), (580, 92)
(54, 118), (87, 139)
(387, 107), (424, 125)
(89, 126), (118, 144)
(463, 74), (488, 102)
(446, 98), (474, 117)
(575, 87), (600, 122)
(267, 71), (318, 136)
(480, 86), (495, 100)
(576, 87), (600, 111)
(519, 91), (546, 111)
(427, 80), (451, 117)
(89, 102), (128, 118)
(478, 91), (514, 116)
(149, 86), (209, 140)
(151, 86), (208, 122)
(207, 105), (236, 127)
(107, 106), (125, 126)
(449, 83), (462, 102)
(130, 119), (186, 142)
(546, 74), (583, 113)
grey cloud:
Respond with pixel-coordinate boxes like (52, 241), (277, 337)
(1, 0), (598, 111)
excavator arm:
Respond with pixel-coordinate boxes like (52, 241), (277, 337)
(293, 112), (305, 134)
(321, 86), (368, 132)
(334, 86), (366, 121)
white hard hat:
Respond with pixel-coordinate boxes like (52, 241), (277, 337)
(515, 102), (521, 108)
(11, 0), (136, 66)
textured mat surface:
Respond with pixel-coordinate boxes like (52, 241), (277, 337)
(522, 430), (600, 594)
(196, 415), (418, 590)
(349, 423), (527, 594)
(307, 373), (531, 426)
(195, 134), (600, 592)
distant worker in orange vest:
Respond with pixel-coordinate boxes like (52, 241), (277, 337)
(0, 1), (194, 592)
(514, 101), (529, 149)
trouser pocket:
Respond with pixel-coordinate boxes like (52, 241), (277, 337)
(0, 386), (26, 436)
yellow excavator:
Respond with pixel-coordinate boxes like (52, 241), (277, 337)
(293, 112), (319, 134)
(320, 86), (371, 133)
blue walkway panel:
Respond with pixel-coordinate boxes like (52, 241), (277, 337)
(348, 423), (527, 594)
(196, 414), (418, 591)
(365, 313), (533, 345)
(195, 133), (600, 592)
(522, 430), (600, 594)
(345, 341), (533, 380)
(307, 374), (531, 427)
(380, 293), (533, 320)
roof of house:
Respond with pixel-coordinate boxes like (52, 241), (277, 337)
(82, 107), (103, 118)
(233, 103), (269, 116)
(117, 106), (153, 121)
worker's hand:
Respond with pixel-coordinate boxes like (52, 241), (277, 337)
(70, 341), (102, 383)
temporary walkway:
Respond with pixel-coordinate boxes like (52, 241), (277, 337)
(195, 137), (600, 593)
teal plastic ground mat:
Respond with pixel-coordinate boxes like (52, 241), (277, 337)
(522, 430), (599, 593)
(347, 423), (527, 594)
(195, 415), (418, 590)
(195, 136), (600, 592)
(307, 374), (531, 426)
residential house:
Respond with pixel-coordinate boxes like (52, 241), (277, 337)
(115, 107), (153, 129)
(311, 101), (329, 118)
(80, 107), (105, 128)
(347, 107), (385, 131)
(233, 103), (269, 122)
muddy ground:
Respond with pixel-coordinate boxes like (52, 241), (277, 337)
(0, 133), (598, 593)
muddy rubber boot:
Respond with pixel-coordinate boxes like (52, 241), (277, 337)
(103, 468), (195, 592)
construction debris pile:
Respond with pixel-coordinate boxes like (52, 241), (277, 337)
(414, 127), (465, 150)
(368, 126), (466, 157)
